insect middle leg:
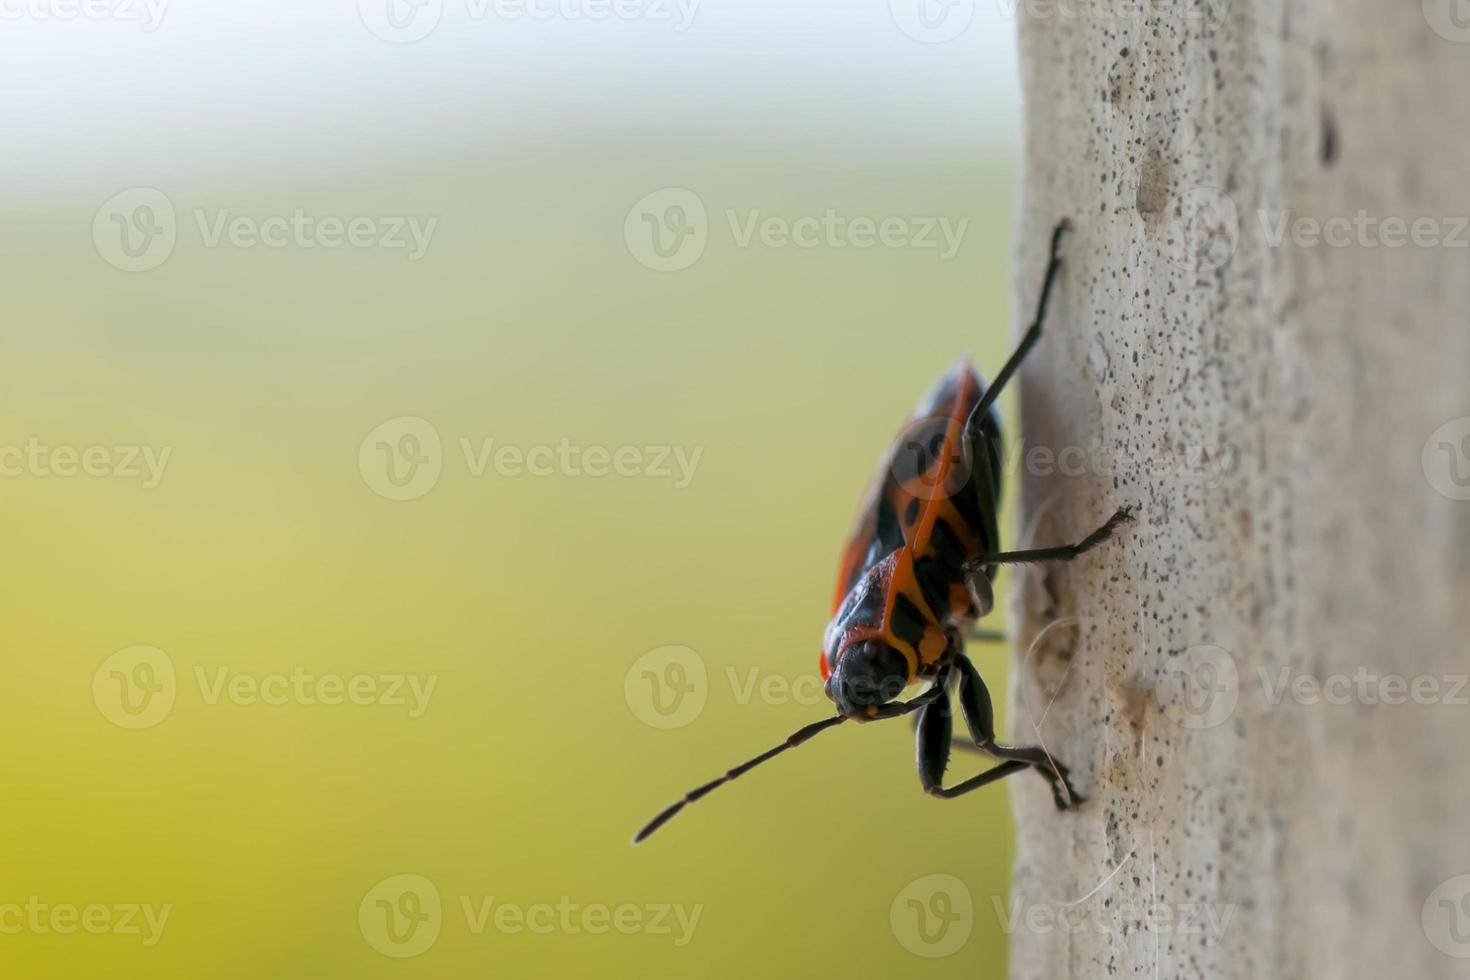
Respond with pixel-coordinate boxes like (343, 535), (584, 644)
(965, 506), (1134, 570)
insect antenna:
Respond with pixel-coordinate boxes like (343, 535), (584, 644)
(632, 714), (848, 844)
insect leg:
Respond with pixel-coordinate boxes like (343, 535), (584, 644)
(953, 652), (1084, 810)
(965, 506), (1134, 569)
(969, 628), (1007, 644)
(964, 219), (1070, 433)
(922, 759), (1034, 799)
(915, 674), (955, 791)
(913, 657), (1076, 803)
(866, 667), (950, 723)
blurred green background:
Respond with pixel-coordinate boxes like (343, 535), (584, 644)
(1, 2), (1037, 976)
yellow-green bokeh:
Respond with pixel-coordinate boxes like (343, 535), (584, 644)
(4, 111), (1038, 978)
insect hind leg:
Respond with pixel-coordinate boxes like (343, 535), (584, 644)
(912, 655), (1080, 807)
(952, 652), (1085, 810)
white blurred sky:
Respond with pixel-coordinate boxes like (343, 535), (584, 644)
(1, 0), (1021, 198)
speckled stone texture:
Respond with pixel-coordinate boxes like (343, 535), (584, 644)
(1006, 2), (1470, 978)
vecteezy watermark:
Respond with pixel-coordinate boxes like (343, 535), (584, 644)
(358, 874), (702, 957)
(0, 0), (167, 29)
(625, 646), (708, 729)
(92, 188), (438, 272)
(92, 646), (438, 730)
(1151, 188), (1470, 273)
(358, 417), (443, 502)
(357, 416), (704, 502)
(93, 188), (176, 273)
(993, 0), (1230, 19)
(992, 895), (1235, 946)
(884, 421), (1239, 493)
(359, 875), (443, 958)
(1258, 210), (1470, 250)
(1422, 417), (1470, 501)
(1423, 0), (1470, 43)
(623, 188), (970, 273)
(0, 898), (171, 947)
(890, 0), (1227, 42)
(1158, 645), (1240, 730)
(357, 0), (700, 44)
(93, 646), (177, 730)
(0, 439), (171, 489)
(1424, 874), (1470, 958)
(889, 0), (975, 43)
(1157, 645), (1470, 732)
(1160, 186), (1241, 273)
(1259, 666), (1469, 709)
(623, 645), (852, 730)
(459, 894), (701, 946)
(891, 874), (974, 958)
(624, 189), (708, 273)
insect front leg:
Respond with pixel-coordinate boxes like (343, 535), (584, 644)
(915, 668), (954, 792)
(952, 652), (1085, 810)
(962, 219), (1071, 442)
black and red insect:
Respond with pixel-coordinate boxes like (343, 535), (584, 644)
(635, 222), (1133, 844)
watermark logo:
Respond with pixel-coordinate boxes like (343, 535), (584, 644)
(360, 874), (443, 958)
(1424, 874), (1470, 958)
(1162, 186), (1239, 273)
(359, 879), (702, 948)
(94, 189), (436, 270)
(95, 648), (437, 727)
(625, 645), (707, 729)
(890, 416), (972, 503)
(625, 188), (970, 271)
(93, 188), (177, 273)
(625, 188), (708, 272)
(1423, 417), (1470, 500)
(93, 645), (176, 730)
(1423, 0), (1470, 43)
(359, 421), (702, 500)
(1158, 645), (1239, 730)
(624, 188), (973, 270)
(890, 0), (975, 42)
(359, 0), (443, 42)
(891, 873), (973, 958)
(359, 416), (444, 502)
